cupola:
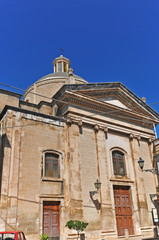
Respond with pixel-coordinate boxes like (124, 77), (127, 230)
(23, 55), (87, 104)
(53, 55), (70, 73)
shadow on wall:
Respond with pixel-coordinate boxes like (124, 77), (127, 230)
(89, 192), (101, 211)
(0, 134), (11, 194)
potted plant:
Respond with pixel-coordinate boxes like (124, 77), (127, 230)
(65, 220), (88, 240)
(40, 234), (48, 240)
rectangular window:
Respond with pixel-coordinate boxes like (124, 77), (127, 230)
(64, 63), (67, 72)
(45, 153), (59, 178)
(0, 233), (15, 240)
(58, 63), (62, 72)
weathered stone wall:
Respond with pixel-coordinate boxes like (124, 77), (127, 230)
(0, 111), (65, 239)
(0, 90), (21, 113)
(64, 121), (155, 240)
(0, 108), (157, 240)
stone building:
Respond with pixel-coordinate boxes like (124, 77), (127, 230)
(0, 55), (159, 240)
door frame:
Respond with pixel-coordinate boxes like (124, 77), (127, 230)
(113, 185), (134, 236)
(39, 198), (61, 238)
(43, 201), (60, 238)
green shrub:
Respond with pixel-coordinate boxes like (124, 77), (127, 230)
(65, 220), (88, 238)
(40, 234), (48, 240)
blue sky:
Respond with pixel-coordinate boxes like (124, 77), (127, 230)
(0, 0), (159, 116)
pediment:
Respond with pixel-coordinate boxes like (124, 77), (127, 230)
(70, 85), (159, 120)
(71, 88), (144, 114)
(98, 96), (128, 109)
(53, 82), (159, 122)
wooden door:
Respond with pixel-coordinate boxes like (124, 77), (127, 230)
(113, 186), (134, 236)
(43, 202), (60, 239)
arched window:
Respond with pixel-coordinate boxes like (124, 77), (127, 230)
(112, 150), (126, 176)
(43, 152), (60, 178)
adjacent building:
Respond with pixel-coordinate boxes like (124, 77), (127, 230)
(0, 55), (159, 240)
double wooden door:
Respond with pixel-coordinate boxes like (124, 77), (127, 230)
(113, 186), (134, 236)
(43, 202), (60, 239)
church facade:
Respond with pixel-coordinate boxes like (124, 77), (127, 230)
(0, 55), (159, 240)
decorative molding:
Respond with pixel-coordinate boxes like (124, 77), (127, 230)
(129, 133), (134, 140)
(110, 178), (134, 183)
(65, 114), (154, 140)
(148, 138), (153, 144)
(39, 194), (64, 198)
(5, 110), (64, 127)
(129, 134), (141, 142)
(77, 120), (83, 127)
(94, 124), (99, 132)
(136, 135), (141, 141)
(103, 127), (108, 133)
(59, 93), (157, 130)
(66, 118), (72, 126)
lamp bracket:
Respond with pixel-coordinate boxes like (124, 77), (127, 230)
(150, 194), (159, 210)
(142, 168), (157, 174)
(150, 194), (157, 203)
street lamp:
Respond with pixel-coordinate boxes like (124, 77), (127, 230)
(138, 157), (144, 170)
(89, 179), (101, 198)
(138, 157), (157, 174)
(94, 179), (102, 192)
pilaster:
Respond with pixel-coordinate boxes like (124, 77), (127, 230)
(129, 135), (149, 228)
(66, 122), (83, 218)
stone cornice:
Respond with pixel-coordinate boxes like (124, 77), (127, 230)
(57, 91), (159, 124)
(76, 88), (145, 115)
(65, 113), (155, 139)
(52, 82), (159, 119)
(0, 105), (64, 125)
(110, 178), (134, 183)
(0, 88), (22, 98)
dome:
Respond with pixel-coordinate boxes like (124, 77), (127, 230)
(36, 72), (86, 83)
(23, 55), (87, 104)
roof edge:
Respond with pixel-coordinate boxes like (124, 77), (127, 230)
(0, 88), (22, 99)
(0, 105), (64, 122)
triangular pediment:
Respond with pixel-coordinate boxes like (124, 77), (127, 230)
(69, 84), (157, 120)
(53, 82), (159, 122)
(76, 89), (139, 113)
(98, 96), (128, 109)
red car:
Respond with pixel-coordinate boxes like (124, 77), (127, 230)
(0, 231), (26, 240)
